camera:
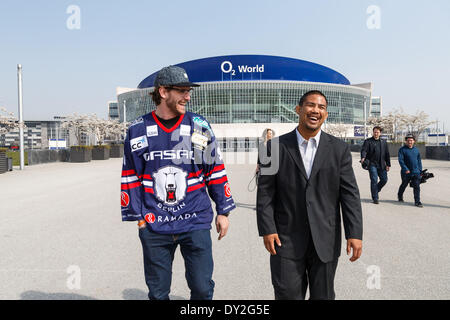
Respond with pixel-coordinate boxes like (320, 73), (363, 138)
(409, 169), (434, 187)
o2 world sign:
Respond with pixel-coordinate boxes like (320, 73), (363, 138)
(220, 60), (265, 76)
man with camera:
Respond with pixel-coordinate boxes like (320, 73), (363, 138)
(398, 134), (423, 207)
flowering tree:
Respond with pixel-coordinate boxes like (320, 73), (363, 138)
(367, 108), (435, 142)
(105, 119), (128, 143)
(0, 107), (24, 135)
(62, 113), (128, 146)
(403, 111), (435, 140)
(324, 123), (349, 139)
(89, 115), (127, 145)
(61, 113), (94, 146)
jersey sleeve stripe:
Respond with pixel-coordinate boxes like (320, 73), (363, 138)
(187, 183), (206, 192)
(121, 176), (139, 183)
(188, 169), (203, 178)
(205, 164), (225, 176)
(206, 170), (227, 181)
(122, 169), (136, 176)
(187, 177), (204, 185)
(207, 176), (228, 186)
(121, 181), (142, 190)
(144, 187), (154, 194)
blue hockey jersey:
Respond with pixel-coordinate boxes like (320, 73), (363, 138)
(121, 111), (236, 234)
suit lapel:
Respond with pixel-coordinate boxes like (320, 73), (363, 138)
(309, 131), (331, 180)
(285, 129), (308, 180)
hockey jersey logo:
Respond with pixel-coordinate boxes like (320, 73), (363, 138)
(153, 166), (188, 206)
(130, 135), (148, 152)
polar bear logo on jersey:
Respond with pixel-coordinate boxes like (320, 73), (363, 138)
(153, 166), (188, 205)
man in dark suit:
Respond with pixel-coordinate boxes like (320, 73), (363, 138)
(360, 126), (391, 204)
(256, 90), (363, 300)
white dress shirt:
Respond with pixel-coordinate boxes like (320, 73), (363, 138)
(296, 128), (321, 179)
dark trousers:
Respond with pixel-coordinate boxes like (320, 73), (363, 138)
(139, 227), (215, 300)
(270, 235), (338, 300)
(398, 172), (421, 204)
(368, 165), (388, 200)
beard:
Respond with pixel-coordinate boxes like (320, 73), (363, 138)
(166, 97), (186, 116)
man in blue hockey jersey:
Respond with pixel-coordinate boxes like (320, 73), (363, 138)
(121, 65), (236, 300)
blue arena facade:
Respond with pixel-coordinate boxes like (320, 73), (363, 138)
(117, 55), (372, 149)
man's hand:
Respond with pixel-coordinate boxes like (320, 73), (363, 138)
(347, 238), (362, 262)
(263, 233), (282, 255)
(360, 158), (365, 164)
(215, 215), (229, 240)
(386, 166), (390, 172)
(137, 219), (146, 229)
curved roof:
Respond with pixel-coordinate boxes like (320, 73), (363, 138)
(138, 55), (350, 89)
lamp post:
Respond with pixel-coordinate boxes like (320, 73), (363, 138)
(17, 64), (24, 170)
(123, 99), (127, 139)
(363, 98), (367, 140)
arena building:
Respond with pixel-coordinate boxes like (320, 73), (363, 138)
(116, 55), (373, 151)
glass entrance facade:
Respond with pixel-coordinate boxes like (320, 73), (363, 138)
(118, 80), (370, 125)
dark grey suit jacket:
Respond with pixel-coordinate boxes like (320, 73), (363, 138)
(360, 137), (391, 170)
(256, 129), (363, 263)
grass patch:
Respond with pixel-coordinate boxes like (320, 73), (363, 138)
(6, 151), (28, 166)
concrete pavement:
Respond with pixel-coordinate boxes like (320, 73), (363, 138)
(0, 152), (449, 299)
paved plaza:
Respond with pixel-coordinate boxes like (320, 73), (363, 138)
(0, 152), (449, 300)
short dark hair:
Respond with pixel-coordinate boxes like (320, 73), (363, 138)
(151, 86), (163, 105)
(298, 90), (328, 107)
(373, 126), (383, 132)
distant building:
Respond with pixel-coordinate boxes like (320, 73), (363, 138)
(0, 117), (75, 149)
(108, 101), (119, 120)
(116, 55), (374, 149)
(370, 96), (382, 118)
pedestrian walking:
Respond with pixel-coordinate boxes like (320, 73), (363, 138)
(398, 134), (423, 207)
(360, 126), (391, 204)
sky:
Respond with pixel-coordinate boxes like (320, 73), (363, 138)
(0, 0), (449, 132)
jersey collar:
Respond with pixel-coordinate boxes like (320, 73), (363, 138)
(152, 111), (185, 133)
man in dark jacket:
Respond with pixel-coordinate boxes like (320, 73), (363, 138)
(398, 134), (423, 207)
(257, 90), (362, 300)
(360, 126), (391, 204)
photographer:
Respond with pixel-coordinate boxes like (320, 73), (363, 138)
(397, 134), (423, 207)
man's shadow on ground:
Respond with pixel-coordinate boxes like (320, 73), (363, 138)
(20, 289), (186, 300)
